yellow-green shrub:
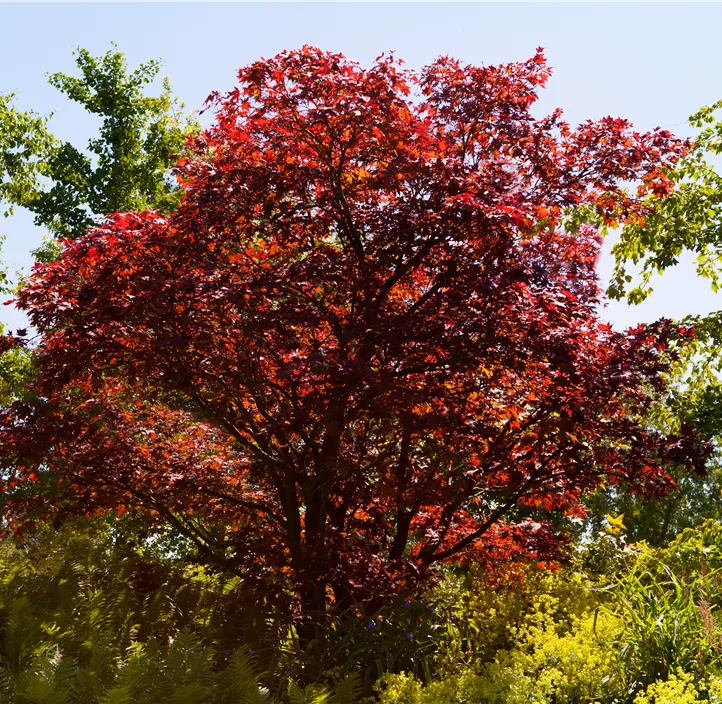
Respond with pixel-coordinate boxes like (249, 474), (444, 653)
(377, 594), (621, 704)
(430, 563), (602, 676)
(634, 671), (705, 704)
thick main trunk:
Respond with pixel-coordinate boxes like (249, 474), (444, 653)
(298, 577), (327, 648)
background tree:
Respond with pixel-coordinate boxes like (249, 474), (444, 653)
(608, 100), (722, 307)
(587, 102), (722, 544)
(0, 45), (196, 243)
(0, 48), (708, 630)
(0, 46), (196, 410)
(585, 462), (722, 546)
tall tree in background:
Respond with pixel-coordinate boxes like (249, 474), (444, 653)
(0, 45), (196, 243)
(0, 48), (709, 629)
(609, 101), (722, 307)
(589, 102), (722, 544)
(0, 46), (195, 407)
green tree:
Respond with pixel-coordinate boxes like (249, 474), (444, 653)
(0, 46), (195, 403)
(586, 102), (722, 544)
(608, 101), (722, 307)
(585, 463), (722, 547)
(0, 327), (32, 407)
(0, 45), (197, 241)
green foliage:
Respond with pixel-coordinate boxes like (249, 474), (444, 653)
(8, 520), (722, 703)
(0, 96), (56, 219)
(607, 98), (722, 453)
(634, 671), (707, 704)
(428, 564), (601, 674)
(585, 464), (722, 547)
(283, 561), (605, 693)
(0, 323), (33, 406)
(299, 595), (442, 691)
(0, 44), (196, 408)
(376, 610), (620, 704)
(0, 520), (299, 703)
(609, 100), (722, 305)
(583, 332), (722, 548)
(373, 527), (722, 704)
(0, 45), (196, 241)
(606, 545), (722, 696)
(376, 570), (620, 704)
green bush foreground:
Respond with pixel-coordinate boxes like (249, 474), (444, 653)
(4, 520), (722, 704)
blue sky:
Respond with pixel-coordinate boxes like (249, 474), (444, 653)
(1, 2), (721, 330)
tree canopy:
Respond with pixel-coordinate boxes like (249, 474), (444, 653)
(0, 47), (709, 623)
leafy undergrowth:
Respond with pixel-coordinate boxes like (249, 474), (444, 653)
(5, 520), (722, 703)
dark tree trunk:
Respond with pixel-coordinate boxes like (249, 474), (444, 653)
(298, 578), (328, 648)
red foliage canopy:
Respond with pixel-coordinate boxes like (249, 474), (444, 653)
(0, 47), (707, 612)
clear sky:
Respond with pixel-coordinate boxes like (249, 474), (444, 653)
(1, 2), (722, 330)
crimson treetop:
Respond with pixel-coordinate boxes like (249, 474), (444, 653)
(0, 47), (706, 616)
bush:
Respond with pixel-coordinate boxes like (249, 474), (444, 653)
(7, 520), (722, 703)
(377, 585), (620, 704)
(0, 522), (297, 703)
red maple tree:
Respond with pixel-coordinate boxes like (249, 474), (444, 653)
(0, 48), (707, 622)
